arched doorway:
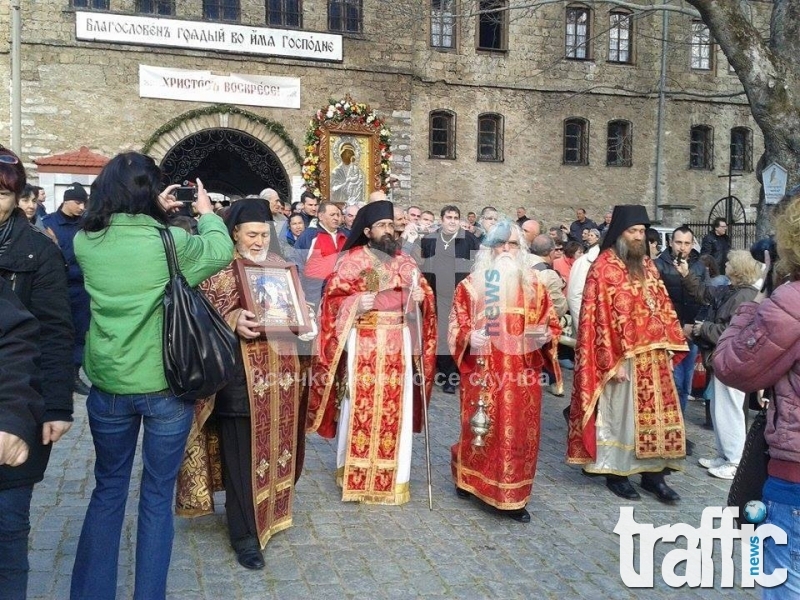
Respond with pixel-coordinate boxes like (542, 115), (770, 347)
(160, 128), (290, 199)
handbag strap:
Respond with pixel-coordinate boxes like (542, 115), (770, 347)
(158, 228), (182, 279)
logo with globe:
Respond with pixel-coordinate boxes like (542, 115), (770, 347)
(744, 500), (767, 524)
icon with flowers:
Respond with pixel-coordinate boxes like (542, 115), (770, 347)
(302, 96), (392, 198)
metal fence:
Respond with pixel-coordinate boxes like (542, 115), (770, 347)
(682, 221), (757, 251)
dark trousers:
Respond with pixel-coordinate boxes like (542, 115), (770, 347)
(0, 484), (33, 600)
(217, 417), (258, 551)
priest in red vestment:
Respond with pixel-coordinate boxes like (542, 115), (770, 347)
(176, 198), (313, 570)
(449, 220), (561, 523)
(567, 205), (687, 504)
(307, 201), (437, 505)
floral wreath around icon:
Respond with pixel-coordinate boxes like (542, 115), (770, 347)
(302, 96), (392, 198)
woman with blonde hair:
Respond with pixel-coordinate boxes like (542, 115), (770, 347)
(713, 191), (800, 598)
(691, 250), (762, 480)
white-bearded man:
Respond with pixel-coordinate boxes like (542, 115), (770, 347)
(449, 221), (561, 522)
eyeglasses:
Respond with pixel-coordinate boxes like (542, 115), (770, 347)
(0, 155), (20, 165)
(492, 240), (521, 249)
(553, 247), (564, 252)
(371, 221), (396, 231)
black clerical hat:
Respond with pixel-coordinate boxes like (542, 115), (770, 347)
(600, 205), (651, 250)
(342, 200), (395, 251)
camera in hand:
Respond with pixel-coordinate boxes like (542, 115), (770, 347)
(175, 183), (197, 204)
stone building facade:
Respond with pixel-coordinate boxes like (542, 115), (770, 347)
(0, 0), (766, 226)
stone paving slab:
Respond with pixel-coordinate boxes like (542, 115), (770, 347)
(30, 371), (762, 599)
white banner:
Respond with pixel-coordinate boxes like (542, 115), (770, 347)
(139, 65), (301, 109)
(77, 12), (342, 62)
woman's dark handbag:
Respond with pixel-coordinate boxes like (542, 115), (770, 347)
(159, 228), (238, 399)
(727, 407), (770, 526)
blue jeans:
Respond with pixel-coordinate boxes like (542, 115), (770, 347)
(763, 498), (800, 599)
(672, 340), (698, 413)
(70, 388), (194, 600)
(0, 484), (34, 600)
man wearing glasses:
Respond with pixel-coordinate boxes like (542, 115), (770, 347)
(308, 200), (437, 506)
(42, 183), (91, 396)
(700, 217), (731, 275)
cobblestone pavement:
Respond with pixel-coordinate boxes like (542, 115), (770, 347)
(31, 370), (762, 599)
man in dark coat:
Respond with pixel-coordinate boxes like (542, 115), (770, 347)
(0, 277), (47, 599)
(700, 217), (731, 275)
(653, 226), (707, 456)
(568, 208), (597, 243)
(421, 204), (481, 394)
(42, 182), (90, 394)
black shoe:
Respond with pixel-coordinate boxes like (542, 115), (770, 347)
(442, 383), (456, 394)
(73, 373), (90, 396)
(455, 486), (471, 500)
(685, 439), (695, 457)
(640, 477), (680, 505)
(606, 477), (641, 500)
(505, 508), (530, 523)
(236, 546), (265, 570)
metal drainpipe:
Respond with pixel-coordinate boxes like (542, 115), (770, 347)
(11, 0), (22, 154)
(654, 3), (669, 223)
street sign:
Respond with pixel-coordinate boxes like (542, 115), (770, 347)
(763, 162), (788, 205)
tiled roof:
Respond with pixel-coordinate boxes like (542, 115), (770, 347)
(34, 146), (110, 172)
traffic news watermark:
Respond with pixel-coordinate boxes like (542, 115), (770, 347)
(614, 505), (788, 589)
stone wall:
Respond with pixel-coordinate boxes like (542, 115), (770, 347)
(0, 0), (768, 226)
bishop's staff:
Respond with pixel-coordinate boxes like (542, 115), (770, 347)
(410, 269), (434, 510)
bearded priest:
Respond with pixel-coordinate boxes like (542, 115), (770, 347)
(449, 220), (561, 523)
(307, 200), (437, 505)
(567, 205), (687, 504)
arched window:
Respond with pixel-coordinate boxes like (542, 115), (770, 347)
(477, 114), (504, 162)
(203, 0), (240, 21)
(690, 125), (714, 170)
(691, 21), (713, 70)
(608, 10), (632, 63)
(267, 0), (302, 27)
(607, 120), (632, 167)
(730, 127), (752, 172)
(566, 5), (591, 59)
(429, 111), (456, 160)
(564, 118), (589, 165)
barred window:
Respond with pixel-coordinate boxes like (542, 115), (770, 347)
(203, 0), (240, 20)
(429, 111), (456, 160)
(566, 6), (590, 59)
(730, 127), (752, 172)
(564, 118), (589, 165)
(477, 114), (504, 162)
(329, 0), (362, 33)
(72, 0), (109, 8)
(691, 21), (713, 70)
(690, 125), (714, 170)
(608, 11), (632, 63)
(477, 0), (507, 51)
(267, 0), (302, 27)
(137, 0), (174, 15)
(431, 0), (456, 49)
(607, 120), (632, 167)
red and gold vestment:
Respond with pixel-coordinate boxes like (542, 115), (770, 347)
(307, 245), (436, 504)
(176, 256), (300, 548)
(567, 250), (687, 465)
(449, 273), (561, 509)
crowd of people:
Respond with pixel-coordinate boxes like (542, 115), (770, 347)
(0, 144), (797, 599)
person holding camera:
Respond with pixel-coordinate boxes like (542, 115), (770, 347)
(713, 193), (800, 598)
(70, 153), (233, 600)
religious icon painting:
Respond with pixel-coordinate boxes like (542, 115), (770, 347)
(317, 122), (382, 206)
(233, 260), (312, 336)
